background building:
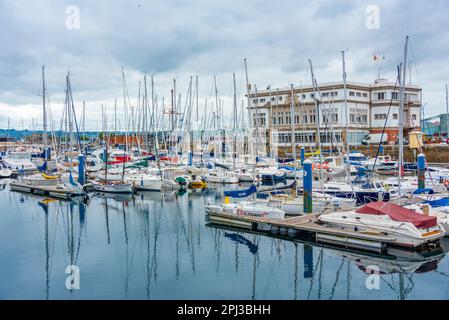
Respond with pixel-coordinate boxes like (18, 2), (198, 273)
(248, 79), (421, 155)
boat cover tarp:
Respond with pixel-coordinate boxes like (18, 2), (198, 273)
(413, 188), (434, 194)
(426, 197), (449, 207)
(355, 202), (437, 228)
(224, 184), (257, 198)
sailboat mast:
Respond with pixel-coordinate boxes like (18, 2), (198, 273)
(144, 74), (148, 150)
(151, 74), (156, 154)
(289, 84), (298, 190)
(173, 79), (176, 132)
(309, 59), (324, 186)
(114, 98), (117, 145)
(66, 73), (75, 151)
(398, 36), (409, 194)
(42, 66), (47, 153)
(244, 58), (253, 161)
(341, 50), (350, 155)
(195, 75), (199, 126)
(82, 100), (85, 143)
(445, 84), (448, 140)
(213, 75), (220, 155)
(233, 73), (237, 166)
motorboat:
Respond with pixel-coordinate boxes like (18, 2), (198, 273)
(318, 202), (445, 248)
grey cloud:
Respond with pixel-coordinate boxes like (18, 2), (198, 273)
(0, 0), (449, 129)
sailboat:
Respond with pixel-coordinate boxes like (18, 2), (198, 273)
(92, 72), (133, 195)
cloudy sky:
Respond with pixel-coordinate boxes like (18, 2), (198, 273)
(0, 0), (448, 130)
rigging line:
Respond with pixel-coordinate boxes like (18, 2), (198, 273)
(371, 68), (400, 176)
(328, 258), (345, 300)
(408, 41), (422, 88)
(68, 79), (82, 153)
(407, 97), (437, 188)
(298, 82), (314, 154)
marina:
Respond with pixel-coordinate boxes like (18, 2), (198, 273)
(2, 1), (449, 304)
(2, 43), (449, 299)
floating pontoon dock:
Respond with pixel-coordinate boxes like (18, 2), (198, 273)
(206, 210), (398, 253)
(9, 182), (80, 200)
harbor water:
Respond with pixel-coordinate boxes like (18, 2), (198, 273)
(1, 179), (449, 300)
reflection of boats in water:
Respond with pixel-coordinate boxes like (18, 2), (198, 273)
(207, 218), (446, 275)
(224, 232), (258, 254)
(187, 188), (215, 197)
(91, 191), (134, 202)
(35, 198), (86, 298)
(136, 190), (181, 202)
(332, 246), (445, 274)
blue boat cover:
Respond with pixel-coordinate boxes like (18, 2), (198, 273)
(426, 197), (449, 207)
(413, 188), (435, 195)
(224, 184), (257, 198)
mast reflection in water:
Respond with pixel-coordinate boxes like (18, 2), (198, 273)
(1, 184), (449, 300)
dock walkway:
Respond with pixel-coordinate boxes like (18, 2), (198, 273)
(9, 182), (80, 200)
(207, 211), (397, 253)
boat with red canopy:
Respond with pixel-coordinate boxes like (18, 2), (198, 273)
(318, 202), (445, 248)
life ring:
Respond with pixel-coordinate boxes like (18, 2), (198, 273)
(444, 179), (449, 187)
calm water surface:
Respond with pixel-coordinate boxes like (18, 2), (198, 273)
(1, 180), (449, 300)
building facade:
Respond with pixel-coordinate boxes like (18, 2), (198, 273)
(248, 79), (421, 155)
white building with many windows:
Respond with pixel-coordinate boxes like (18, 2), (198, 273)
(247, 79), (421, 155)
